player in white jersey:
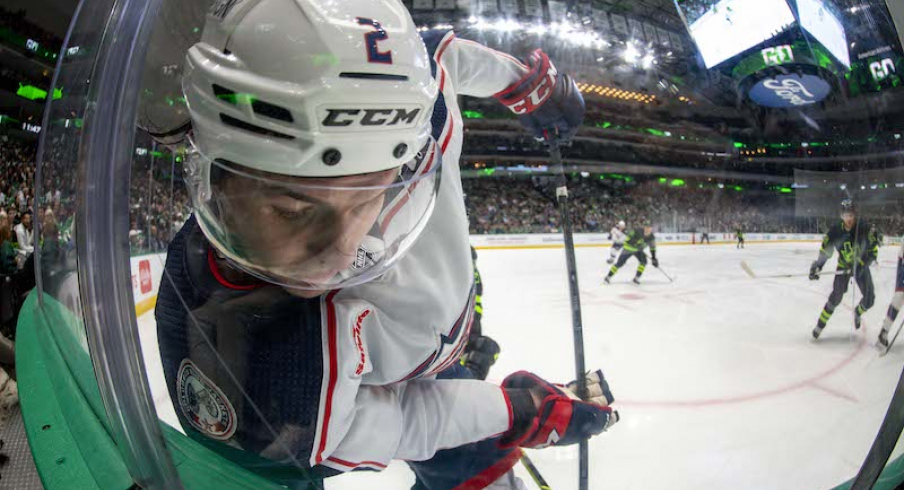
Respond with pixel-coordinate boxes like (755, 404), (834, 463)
(877, 241), (904, 349)
(607, 220), (627, 264)
(155, 1), (618, 489)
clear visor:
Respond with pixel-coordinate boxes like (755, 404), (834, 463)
(185, 137), (442, 292)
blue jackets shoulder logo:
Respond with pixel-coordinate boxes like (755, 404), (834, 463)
(177, 359), (237, 441)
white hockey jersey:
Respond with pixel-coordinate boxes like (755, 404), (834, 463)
(311, 31), (530, 471)
(610, 226), (627, 244)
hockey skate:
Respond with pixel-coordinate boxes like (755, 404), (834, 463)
(603, 276), (611, 285)
(606, 257), (614, 264)
(812, 324), (825, 340)
(877, 330), (889, 350)
(854, 312), (862, 330)
(632, 277), (641, 285)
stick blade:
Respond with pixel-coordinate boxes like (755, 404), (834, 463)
(740, 260), (757, 278)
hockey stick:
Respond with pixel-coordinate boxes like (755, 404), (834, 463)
(655, 265), (675, 283)
(521, 453), (552, 490)
(740, 260), (848, 279)
(549, 141), (590, 490)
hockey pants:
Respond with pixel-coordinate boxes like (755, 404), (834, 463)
(818, 268), (876, 326)
(609, 250), (647, 278)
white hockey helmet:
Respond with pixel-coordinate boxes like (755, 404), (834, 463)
(182, 0), (441, 291)
(618, 220), (626, 229)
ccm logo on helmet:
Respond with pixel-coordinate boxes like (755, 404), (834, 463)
(321, 108), (421, 128)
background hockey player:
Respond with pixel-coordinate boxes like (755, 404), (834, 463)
(735, 227), (745, 249)
(459, 245), (500, 380)
(604, 222), (657, 284)
(155, 2), (618, 490)
(877, 241), (904, 349)
(699, 226), (710, 244)
(607, 220), (627, 264)
(809, 199), (879, 340)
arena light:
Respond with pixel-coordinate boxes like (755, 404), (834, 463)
(496, 19), (521, 32)
(624, 43), (639, 63)
(642, 54), (655, 69)
(528, 24), (548, 36)
(16, 84), (60, 101)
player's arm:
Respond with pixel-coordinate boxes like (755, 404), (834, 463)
(321, 379), (511, 469)
(810, 229), (838, 279)
(324, 372), (617, 469)
(436, 34), (529, 98)
(865, 227), (880, 266)
(439, 34), (584, 144)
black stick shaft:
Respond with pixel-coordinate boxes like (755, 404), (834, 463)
(550, 144), (589, 490)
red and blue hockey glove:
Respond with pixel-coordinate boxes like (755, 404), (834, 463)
(493, 49), (585, 146)
(499, 370), (618, 449)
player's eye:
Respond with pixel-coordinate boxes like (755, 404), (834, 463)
(270, 203), (316, 222)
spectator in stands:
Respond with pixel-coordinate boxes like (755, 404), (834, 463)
(0, 219), (16, 276)
(13, 211), (33, 270)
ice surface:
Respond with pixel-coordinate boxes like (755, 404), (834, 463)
(139, 241), (904, 489)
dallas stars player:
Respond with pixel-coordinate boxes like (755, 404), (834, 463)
(604, 223), (657, 285)
(810, 199), (879, 339)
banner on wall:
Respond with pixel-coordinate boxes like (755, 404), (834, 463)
(593, 8), (610, 32)
(131, 253), (167, 313)
(499, 0), (519, 15)
(470, 233), (823, 249)
(522, 0), (543, 17)
(610, 14), (628, 36)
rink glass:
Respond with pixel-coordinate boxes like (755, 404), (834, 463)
(16, 0), (904, 489)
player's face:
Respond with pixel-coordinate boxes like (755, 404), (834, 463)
(643, 226), (653, 235)
(216, 167), (398, 297)
(841, 212), (856, 229)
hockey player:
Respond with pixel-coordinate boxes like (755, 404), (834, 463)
(155, 2), (617, 490)
(735, 227), (745, 249)
(604, 222), (657, 285)
(810, 199), (879, 339)
(460, 246), (501, 380)
(699, 227), (710, 244)
(877, 241), (904, 349)
(606, 220), (627, 264)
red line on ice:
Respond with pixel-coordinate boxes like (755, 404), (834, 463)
(619, 335), (868, 408)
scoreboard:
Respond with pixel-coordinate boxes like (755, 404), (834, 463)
(674, 0), (903, 107)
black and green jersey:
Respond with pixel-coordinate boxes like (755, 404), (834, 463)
(816, 220), (879, 271)
(736, 230), (745, 239)
(623, 229), (656, 254)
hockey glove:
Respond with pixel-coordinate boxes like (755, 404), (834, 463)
(809, 261), (822, 281)
(460, 335), (500, 381)
(499, 370), (618, 449)
(651, 256), (659, 268)
(494, 49), (585, 146)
